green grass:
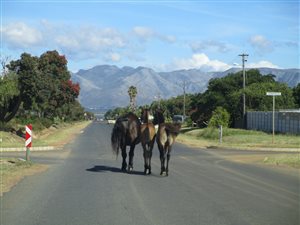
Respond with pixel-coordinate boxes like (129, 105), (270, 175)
(178, 127), (300, 149)
(1, 158), (33, 171)
(0, 158), (48, 196)
(263, 154), (300, 168)
(0, 121), (91, 148)
(0, 132), (24, 148)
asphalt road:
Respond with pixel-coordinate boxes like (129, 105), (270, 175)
(1, 122), (299, 225)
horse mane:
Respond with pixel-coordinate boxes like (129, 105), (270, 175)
(141, 108), (153, 124)
(153, 110), (165, 125)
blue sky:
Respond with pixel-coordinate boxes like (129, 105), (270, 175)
(1, 0), (299, 72)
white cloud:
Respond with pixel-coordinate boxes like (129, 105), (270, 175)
(132, 26), (176, 43)
(1, 21), (128, 60)
(249, 35), (274, 53)
(190, 40), (230, 53)
(248, 60), (280, 69)
(105, 52), (121, 62)
(1, 22), (43, 48)
(172, 53), (231, 72)
(55, 35), (80, 50)
(54, 26), (126, 54)
(133, 26), (155, 40)
(2, 21), (179, 65)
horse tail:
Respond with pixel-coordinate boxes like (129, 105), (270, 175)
(111, 124), (121, 157)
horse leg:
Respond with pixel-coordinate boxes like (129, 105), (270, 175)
(144, 143), (152, 175)
(166, 146), (172, 176)
(158, 145), (166, 175)
(148, 139), (155, 175)
(121, 145), (127, 171)
(142, 143), (148, 174)
(148, 147), (152, 175)
(128, 145), (135, 172)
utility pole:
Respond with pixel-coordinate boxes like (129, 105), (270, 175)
(154, 93), (161, 109)
(239, 53), (249, 128)
(183, 80), (186, 118)
(178, 80), (188, 118)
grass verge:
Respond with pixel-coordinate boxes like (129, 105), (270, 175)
(177, 127), (300, 169)
(0, 158), (48, 196)
(0, 120), (92, 196)
(263, 154), (300, 168)
(178, 127), (300, 150)
(0, 120), (92, 148)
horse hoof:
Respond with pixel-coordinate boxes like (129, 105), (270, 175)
(128, 167), (133, 173)
(144, 169), (151, 175)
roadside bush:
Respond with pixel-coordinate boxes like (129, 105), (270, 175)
(184, 117), (193, 127)
(40, 118), (53, 128)
(198, 127), (219, 139)
(208, 107), (230, 128)
(14, 117), (54, 131)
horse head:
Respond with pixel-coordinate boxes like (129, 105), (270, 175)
(153, 109), (165, 125)
(141, 107), (153, 123)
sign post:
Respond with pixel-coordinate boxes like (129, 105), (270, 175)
(266, 92), (281, 144)
(25, 124), (32, 161)
(219, 125), (223, 144)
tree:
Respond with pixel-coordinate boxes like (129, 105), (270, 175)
(245, 82), (295, 111)
(190, 69), (295, 127)
(292, 84), (300, 108)
(0, 72), (21, 123)
(38, 50), (73, 117)
(128, 86), (137, 111)
(4, 50), (82, 123)
(208, 107), (230, 128)
(1, 55), (10, 77)
(7, 53), (41, 111)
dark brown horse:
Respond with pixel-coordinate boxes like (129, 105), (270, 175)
(140, 108), (156, 175)
(111, 112), (141, 172)
(153, 110), (181, 176)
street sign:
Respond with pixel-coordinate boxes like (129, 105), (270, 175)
(266, 92), (281, 96)
(25, 124), (32, 148)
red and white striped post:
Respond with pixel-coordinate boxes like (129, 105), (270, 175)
(25, 124), (32, 161)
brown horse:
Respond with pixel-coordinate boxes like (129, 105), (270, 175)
(111, 112), (141, 172)
(153, 110), (181, 176)
(140, 108), (156, 175)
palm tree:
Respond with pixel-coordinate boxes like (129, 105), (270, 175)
(128, 86), (137, 111)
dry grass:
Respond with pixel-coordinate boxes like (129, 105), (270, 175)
(0, 158), (48, 196)
(177, 127), (300, 168)
(178, 127), (300, 150)
(0, 121), (92, 196)
(0, 121), (92, 148)
(263, 154), (300, 168)
(33, 121), (92, 147)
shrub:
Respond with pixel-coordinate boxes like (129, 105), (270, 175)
(208, 107), (230, 128)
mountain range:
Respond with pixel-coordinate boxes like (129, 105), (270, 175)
(71, 65), (299, 109)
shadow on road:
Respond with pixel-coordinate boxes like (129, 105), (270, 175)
(86, 165), (145, 176)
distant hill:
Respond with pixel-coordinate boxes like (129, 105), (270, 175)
(214, 67), (299, 85)
(71, 65), (299, 109)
